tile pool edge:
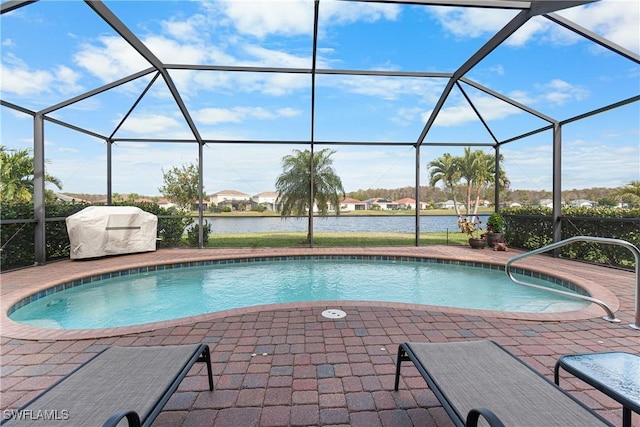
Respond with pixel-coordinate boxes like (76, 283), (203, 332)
(1, 250), (620, 341)
(6, 255), (592, 317)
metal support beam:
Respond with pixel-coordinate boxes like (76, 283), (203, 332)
(560, 95), (640, 126)
(39, 68), (155, 115)
(1, 100), (35, 116)
(460, 78), (556, 123)
(552, 123), (562, 249)
(107, 139), (113, 205)
(308, 0), (320, 248)
(454, 9), (533, 81)
(110, 72), (161, 139)
(167, 64), (452, 79)
(494, 144), (501, 210)
(498, 124), (554, 145)
(456, 82), (499, 143)
(198, 143), (204, 248)
(417, 0), (591, 147)
(340, 0), (531, 9)
(417, 8), (534, 146)
(84, 1), (203, 143)
(84, 1), (163, 69)
(33, 114), (46, 265)
(416, 79), (456, 145)
(545, 12), (640, 64)
(44, 116), (107, 140)
(415, 145), (421, 246)
(529, 0), (598, 16)
(0, 0), (37, 14)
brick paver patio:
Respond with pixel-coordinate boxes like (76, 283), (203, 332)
(1, 246), (638, 426)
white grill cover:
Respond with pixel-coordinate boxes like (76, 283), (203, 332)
(66, 206), (158, 259)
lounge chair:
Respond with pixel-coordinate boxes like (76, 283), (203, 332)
(394, 340), (614, 427)
(1, 343), (213, 427)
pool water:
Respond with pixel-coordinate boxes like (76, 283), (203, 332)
(10, 259), (589, 329)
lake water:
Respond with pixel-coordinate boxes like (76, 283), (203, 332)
(203, 215), (488, 234)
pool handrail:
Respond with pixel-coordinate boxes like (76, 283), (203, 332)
(505, 236), (640, 330)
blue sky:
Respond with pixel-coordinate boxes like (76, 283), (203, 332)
(1, 0), (638, 197)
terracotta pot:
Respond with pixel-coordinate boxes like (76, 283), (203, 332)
(468, 238), (486, 249)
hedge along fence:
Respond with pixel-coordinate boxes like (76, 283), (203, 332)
(2, 202), (638, 271)
(501, 206), (640, 269)
(0, 201), (193, 271)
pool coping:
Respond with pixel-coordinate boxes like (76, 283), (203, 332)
(0, 247), (621, 340)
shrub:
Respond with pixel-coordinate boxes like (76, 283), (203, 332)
(486, 212), (504, 233)
(1, 200), (90, 270)
(110, 201), (192, 248)
(1, 200), (193, 270)
(186, 222), (211, 247)
(501, 206), (639, 268)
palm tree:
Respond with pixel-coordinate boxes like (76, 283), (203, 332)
(471, 150), (509, 216)
(275, 148), (345, 243)
(455, 147), (484, 217)
(612, 180), (640, 208)
(428, 148), (509, 224)
(427, 153), (462, 216)
(0, 145), (62, 202)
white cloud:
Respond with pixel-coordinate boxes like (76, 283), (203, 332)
(232, 72), (310, 96)
(506, 18), (549, 47)
(218, 0), (314, 38)
(426, 9), (551, 48)
(489, 65), (505, 75)
(557, 0), (640, 53)
(536, 79), (589, 106)
(161, 14), (208, 42)
(216, 0), (400, 38)
(64, 0), (400, 101)
(58, 147), (79, 153)
(502, 144), (552, 190)
(241, 45), (312, 68)
(0, 54), (79, 99)
(277, 107), (301, 118)
(319, 1), (400, 26)
(427, 0), (639, 53)
(145, 35), (210, 64)
(71, 34), (313, 98)
(54, 65), (83, 94)
(428, 6), (517, 39)
(323, 76), (445, 103)
(73, 36), (150, 83)
(421, 78), (589, 128)
(503, 138), (639, 190)
(119, 114), (184, 134)
(391, 107), (423, 126)
(193, 106), (302, 125)
(424, 95), (523, 127)
(0, 52), (57, 96)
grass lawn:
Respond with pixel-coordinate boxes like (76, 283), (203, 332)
(193, 231), (470, 248)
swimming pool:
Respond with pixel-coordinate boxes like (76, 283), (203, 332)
(8, 256), (590, 330)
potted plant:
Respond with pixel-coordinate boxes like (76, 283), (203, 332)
(458, 216), (486, 249)
(485, 213), (504, 248)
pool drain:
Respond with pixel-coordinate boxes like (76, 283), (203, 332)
(322, 309), (346, 319)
